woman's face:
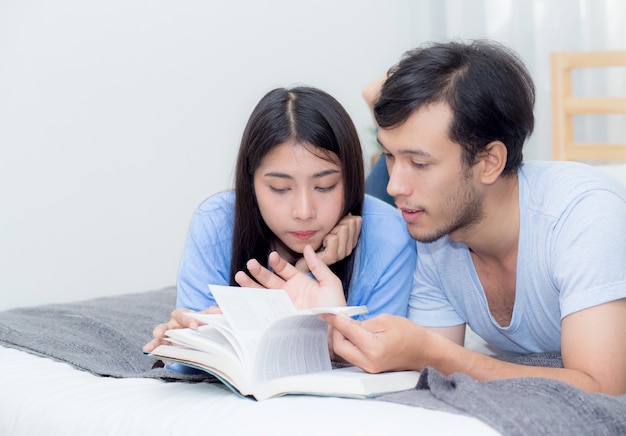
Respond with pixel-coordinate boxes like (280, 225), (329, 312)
(253, 141), (345, 258)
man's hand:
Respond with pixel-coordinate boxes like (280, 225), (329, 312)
(295, 214), (362, 273)
(235, 244), (346, 309)
(142, 306), (222, 353)
(320, 312), (424, 373)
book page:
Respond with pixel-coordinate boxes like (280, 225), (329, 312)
(253, 314), (332, 382)
(207, 284), (368, 331)
(209, 285), (297, 332)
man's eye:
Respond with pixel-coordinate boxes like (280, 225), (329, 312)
(412, 162), (428, 169)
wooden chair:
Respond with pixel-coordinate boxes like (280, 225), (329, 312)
(551, 50), (626, 162)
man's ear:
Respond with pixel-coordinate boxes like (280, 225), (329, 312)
(479, 141), (507, 184)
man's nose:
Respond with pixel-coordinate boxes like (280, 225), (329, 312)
(386, 162), (411, 198)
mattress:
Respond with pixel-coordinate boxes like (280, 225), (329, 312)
(0, 346), (498, 436)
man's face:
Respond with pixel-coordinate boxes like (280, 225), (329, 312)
(377, 102), (484, 243)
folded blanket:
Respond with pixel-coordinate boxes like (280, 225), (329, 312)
(377, 367), (626, 436)
(0, 287), (211, 381)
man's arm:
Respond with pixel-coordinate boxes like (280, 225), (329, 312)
(238, 246), (626, 395)
(322, 298), (626, 395)
(560, 298), (626, 395)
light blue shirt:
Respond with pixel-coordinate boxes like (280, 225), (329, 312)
(409, 161), (626, 354)
(176, 192), (416, 320)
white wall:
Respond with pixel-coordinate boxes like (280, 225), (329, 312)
(407, 0), (626, 162)
(0, 0), (414, 310)
(2, 0), (624, 310)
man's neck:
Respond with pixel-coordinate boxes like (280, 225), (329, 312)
(451, 174), (520, 264)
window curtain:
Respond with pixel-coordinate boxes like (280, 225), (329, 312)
(406, 0), (626, 160)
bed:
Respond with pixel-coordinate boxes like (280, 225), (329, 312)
(3, 52), (626, 436)
(0, 348), (497, 435)
(2, 285), (626, 436)
(0, 287), (500, 436)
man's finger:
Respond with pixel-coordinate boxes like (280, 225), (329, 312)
(320, 312), (371, 368)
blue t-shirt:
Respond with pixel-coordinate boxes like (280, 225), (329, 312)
(176, 192), (416, 320)
(408, 161), (626, 354)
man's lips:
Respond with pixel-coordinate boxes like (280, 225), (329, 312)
(400, 208), (424, 223)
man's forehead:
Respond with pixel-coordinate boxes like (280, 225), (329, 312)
(376, 104), (461, 159)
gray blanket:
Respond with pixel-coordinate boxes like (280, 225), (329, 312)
(378, 368), (626, 435)
(0, 286), (211, 381)
(1, 288), (625, 435)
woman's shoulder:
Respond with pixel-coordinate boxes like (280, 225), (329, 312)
(362, 194), (402, 220)
(189, 190), (236, 234)
(361, 195), (411, 241)
(195, 190), (236, 214)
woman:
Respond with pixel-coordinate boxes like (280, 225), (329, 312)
(144, 86), (415, 352)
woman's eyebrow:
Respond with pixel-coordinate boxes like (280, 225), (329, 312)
(312, 169), (340, 178)
(262, 172), (291, 179)
(262, 169), (340, 179)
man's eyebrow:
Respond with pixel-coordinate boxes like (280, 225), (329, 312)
(376, 137), (433, 158)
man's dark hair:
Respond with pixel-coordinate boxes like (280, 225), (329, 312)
(374, 39), (535, 175)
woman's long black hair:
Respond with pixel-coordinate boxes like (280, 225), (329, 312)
(229, 86), (365, 298)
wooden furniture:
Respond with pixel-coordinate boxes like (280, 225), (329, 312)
(551, 50), (626, 161)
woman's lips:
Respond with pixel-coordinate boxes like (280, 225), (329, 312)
(292, 230), (317, 240)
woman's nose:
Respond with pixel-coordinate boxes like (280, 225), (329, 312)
(292, 191), (315, 220)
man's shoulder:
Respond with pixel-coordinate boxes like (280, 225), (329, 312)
(521, 161), (624, 187)
(519, 161), (626, 204)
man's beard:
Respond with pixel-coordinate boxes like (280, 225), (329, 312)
(412, 169), (484, 243)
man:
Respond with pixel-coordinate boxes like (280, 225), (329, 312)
(238, 40), (626, 395)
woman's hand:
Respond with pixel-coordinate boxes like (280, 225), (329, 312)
(235, 245), (346, 309)
(142, 306), (222, 352)
(295, 214), (362, 273)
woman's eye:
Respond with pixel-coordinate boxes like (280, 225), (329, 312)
(412, 162), (428, 169)
(316, 183), (337, 193)
(269, 186), (289, 193)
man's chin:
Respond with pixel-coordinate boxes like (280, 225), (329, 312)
(409, 229), (445, 244)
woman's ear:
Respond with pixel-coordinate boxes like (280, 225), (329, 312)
(479, 141), (507, 184)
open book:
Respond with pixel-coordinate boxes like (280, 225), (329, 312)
(148, 285), (420, 401)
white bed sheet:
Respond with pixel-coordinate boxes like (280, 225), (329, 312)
(0, 346), (498, 436)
